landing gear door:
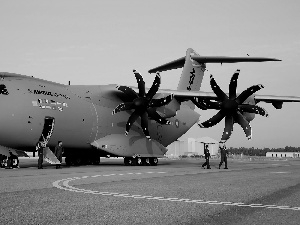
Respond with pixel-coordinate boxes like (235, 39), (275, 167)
(39, 117), (55, 146)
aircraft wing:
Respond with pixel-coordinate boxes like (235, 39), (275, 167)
(0, 145), (29, 157)
(130, 87), (300, 105)
(156, 89), (300, 108)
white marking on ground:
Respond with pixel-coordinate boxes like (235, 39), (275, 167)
(270, 172), (290, 174)
(52, 171), (300, 212)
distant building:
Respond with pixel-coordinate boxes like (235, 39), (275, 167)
(266, 152), (300, 158)
(166, 137), (218, 157)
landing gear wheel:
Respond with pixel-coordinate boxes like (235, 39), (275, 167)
(142, 157), (150, 166)
(92, 157), (100, 165)
(124, 157), (131, 166)
(131, 157), (138, 166)
(150, 157), (158, 166)
(136, 157), (143, 166)
(74, 157), (82, 166)
(65, 157), (72, 166)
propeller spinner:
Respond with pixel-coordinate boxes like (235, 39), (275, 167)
(196, 69), (269, 142)
(112, 70), (173, 140)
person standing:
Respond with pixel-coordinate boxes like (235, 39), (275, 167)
(54, 141), (64, 169)
(37, 141), (44, 169)
(202, 144), (211, 169)
(5, 151), (14, 169)
(219, 142), (228, 169)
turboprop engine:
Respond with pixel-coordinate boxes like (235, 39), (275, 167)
(194, 69), (269, 142)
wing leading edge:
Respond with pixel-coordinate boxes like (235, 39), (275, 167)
(148, 56), (281, 73)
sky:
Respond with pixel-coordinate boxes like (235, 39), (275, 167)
(0, 0), (299, 148)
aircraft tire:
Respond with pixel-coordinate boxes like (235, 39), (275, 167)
(92, 157), (100, 165)
(150, 157), (158, 166)
(74, 157), (82, 166)
(142, 157), (150, 166)
(124, 157), (131, 166)
(136, 157), (143, 166)
(0, 159), (6, 168)
(65, 156), (73, 167)
(131, 157), (138, 166)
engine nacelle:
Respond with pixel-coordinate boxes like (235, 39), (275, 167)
(154, 94), (180, 118)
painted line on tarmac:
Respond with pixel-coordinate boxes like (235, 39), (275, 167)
(270, 172), (290, 174)
(52, 172), (300, 212)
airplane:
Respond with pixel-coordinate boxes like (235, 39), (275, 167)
(0, 48), (300, 167)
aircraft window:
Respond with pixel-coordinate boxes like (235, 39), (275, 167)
(0, 84), (9, 95)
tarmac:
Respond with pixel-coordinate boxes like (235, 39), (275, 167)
(0, 157), (299, 225)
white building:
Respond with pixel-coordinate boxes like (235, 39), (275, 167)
(166, 137), (219, 157)
(266, 152), (300, 158)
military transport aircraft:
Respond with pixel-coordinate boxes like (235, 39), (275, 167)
(0, 48), (300, 167)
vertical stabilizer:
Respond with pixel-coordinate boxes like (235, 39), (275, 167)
(177, 48), (206, 109)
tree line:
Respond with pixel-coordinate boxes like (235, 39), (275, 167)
(228, 146), (300, 156)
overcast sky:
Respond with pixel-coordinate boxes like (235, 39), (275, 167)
(0, 0), (299, 148)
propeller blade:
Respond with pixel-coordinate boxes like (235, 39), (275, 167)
(140, 112), (151, 139)
(133, 70), (146, 97)
(146, 72), (161, 100)
(239, 104), (269, 117)
(198, 110), (225, 128)
(191, 97), (207, 110)
(112, 102), (134, 115)
(149, 94), (173, 108)
(233, 112), (252, 140)
(229, 69), (240, 100)
(147, 109), (171, 125)
(236, 84), (264, 104)
(221, 115), (234, 142)
(117, 86), (138, 101)
(210, 74), (228, 101)
(125, 110), (140, 136)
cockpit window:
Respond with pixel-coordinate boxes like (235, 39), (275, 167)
(0, 84), (8, 95)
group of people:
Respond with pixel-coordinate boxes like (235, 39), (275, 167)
(201, 142), (228, 169)
(37, 141), (64, 169)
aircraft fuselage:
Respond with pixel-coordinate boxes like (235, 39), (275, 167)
(0, 73), (199, 159)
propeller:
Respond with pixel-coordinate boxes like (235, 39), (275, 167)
(112, 70), (173, 140)
(196, 69), (268, 142)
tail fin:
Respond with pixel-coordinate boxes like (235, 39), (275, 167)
(177, 48), (206, 91)
(177, 48), (206, 109)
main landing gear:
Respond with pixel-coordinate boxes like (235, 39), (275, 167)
(124, 157), (158, 166)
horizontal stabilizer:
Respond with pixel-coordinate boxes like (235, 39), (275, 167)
(149, 54), (281, 73)
(191, 56), (281, 63)
(149, 57), (185, 73)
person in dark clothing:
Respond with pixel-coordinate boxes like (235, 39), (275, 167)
(202, 144), (211, 169)
(54, 141), (64, 169)
(219, 143), (228, 169)
(9, 152), (19, 168)
(37, 141), (44, 169)
(5, 151), (14, 169)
